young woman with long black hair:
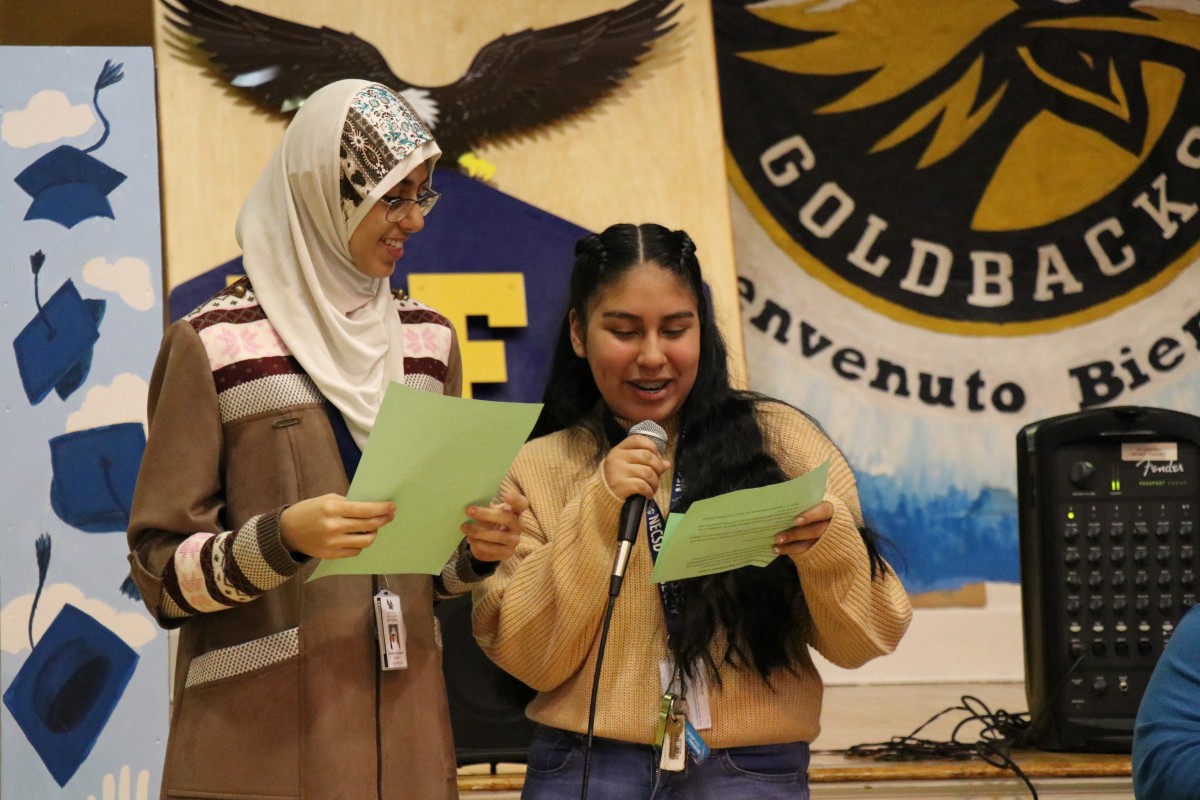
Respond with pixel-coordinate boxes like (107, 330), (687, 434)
(473, 222), (911, 798)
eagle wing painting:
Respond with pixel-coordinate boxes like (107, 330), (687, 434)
(162, 0), (681, 164)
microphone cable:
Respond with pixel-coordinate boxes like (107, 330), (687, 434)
(845, 694), (1039, 798)
(580, 420), (668, 800)
(842, 654), (1087, 800)
(581, 587), (620, 800)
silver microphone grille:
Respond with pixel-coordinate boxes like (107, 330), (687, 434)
(628, 420), (668, 456)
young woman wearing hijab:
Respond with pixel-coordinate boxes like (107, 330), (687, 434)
(473, 223), (912, 799)
(126, 80), (524, 800)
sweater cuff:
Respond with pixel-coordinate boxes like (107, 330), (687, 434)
(793, 498), (861, 575)
(596, 462), (626, 507)
(468, 554), (500, 577)
(438, 539), (493, 597)
(256, 507), (307, 575)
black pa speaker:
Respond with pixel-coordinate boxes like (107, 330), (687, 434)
(435, 593), (536, 765)
(1017, 406), (1200, 752)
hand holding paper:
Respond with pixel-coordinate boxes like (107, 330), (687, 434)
(281, 494), (396, 560)
(309, 382), (542, 581)
(649, 460), (830, 584)
(460, 491), (528, 563)
(772, 499), (835, 560)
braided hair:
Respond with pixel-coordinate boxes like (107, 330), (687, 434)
(533, 223), (889, 684)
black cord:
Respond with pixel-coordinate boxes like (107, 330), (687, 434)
(580, 593), (618, 800)
(1012, 653), (1086, 750)
(840, 654), (1088, 800)
(844, 694), (1040, 799)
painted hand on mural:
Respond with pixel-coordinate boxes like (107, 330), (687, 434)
(161, 0), (680, 165)
(87, 766), (150, 800)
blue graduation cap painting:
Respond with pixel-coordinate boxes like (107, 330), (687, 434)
(48, 422), (146, 533)
(13, 60), (127, 228)
(3, 532), (139, 787)
(12, 251), (107, 405)
(3, 604), (139, 787)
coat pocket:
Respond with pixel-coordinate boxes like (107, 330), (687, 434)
(163, 629), (301, 799)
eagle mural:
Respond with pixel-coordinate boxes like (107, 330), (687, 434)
(715, 0), (1200, 324)
(731, 0), (1200, 231)
(162, 0), (681, 166)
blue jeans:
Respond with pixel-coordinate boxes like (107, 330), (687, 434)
(521, 725), (810, 800)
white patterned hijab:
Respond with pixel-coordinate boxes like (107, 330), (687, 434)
(236, 79), (440, 450)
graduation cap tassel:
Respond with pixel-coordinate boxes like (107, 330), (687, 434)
(118, 576), (142, 602)
(82, 60), (125, 155)
(29, 533), (52, 650)
(30, 249), (45, 281)
(29, 251), (55, 337)
(14, 62), (128, 228)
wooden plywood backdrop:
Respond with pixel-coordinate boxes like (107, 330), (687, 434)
(152, 0), (745, 378)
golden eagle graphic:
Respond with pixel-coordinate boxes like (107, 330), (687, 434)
(739, 0), (1200, 231)
(163, 0), (680, 168)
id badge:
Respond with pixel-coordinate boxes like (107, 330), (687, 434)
(374, 589), (407, 670)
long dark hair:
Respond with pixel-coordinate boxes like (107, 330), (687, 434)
(534, 223), (888, 684)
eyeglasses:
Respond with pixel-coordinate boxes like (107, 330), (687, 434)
(380, 190), (441, 222)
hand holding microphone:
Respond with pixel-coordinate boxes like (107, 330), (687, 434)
(605, 420), (669, 597)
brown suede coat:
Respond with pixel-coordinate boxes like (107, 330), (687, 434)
(128, 293), (471, 800)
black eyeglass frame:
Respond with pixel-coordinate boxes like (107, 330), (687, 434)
(381, 190), (441, 222)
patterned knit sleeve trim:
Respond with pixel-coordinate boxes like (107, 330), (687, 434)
(395, 297), (456, 395)
(159, 509), (303, 619)
(434, 539), (496, 599)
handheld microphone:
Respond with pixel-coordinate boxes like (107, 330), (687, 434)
(609, 420), (668, 597)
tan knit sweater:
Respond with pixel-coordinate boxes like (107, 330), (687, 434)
(473, 401), (912, 748)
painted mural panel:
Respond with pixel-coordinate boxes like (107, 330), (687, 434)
(1, 46), (168, 798)
(714, 0), (1200, 596)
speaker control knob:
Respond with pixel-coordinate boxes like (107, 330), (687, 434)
(1070, 461), (1097, 489)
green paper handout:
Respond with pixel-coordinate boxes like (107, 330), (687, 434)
(309, 382), (542, 580)
(650, 460), (830, 583)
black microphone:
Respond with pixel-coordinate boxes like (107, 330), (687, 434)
(609, 420), (668, 597)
